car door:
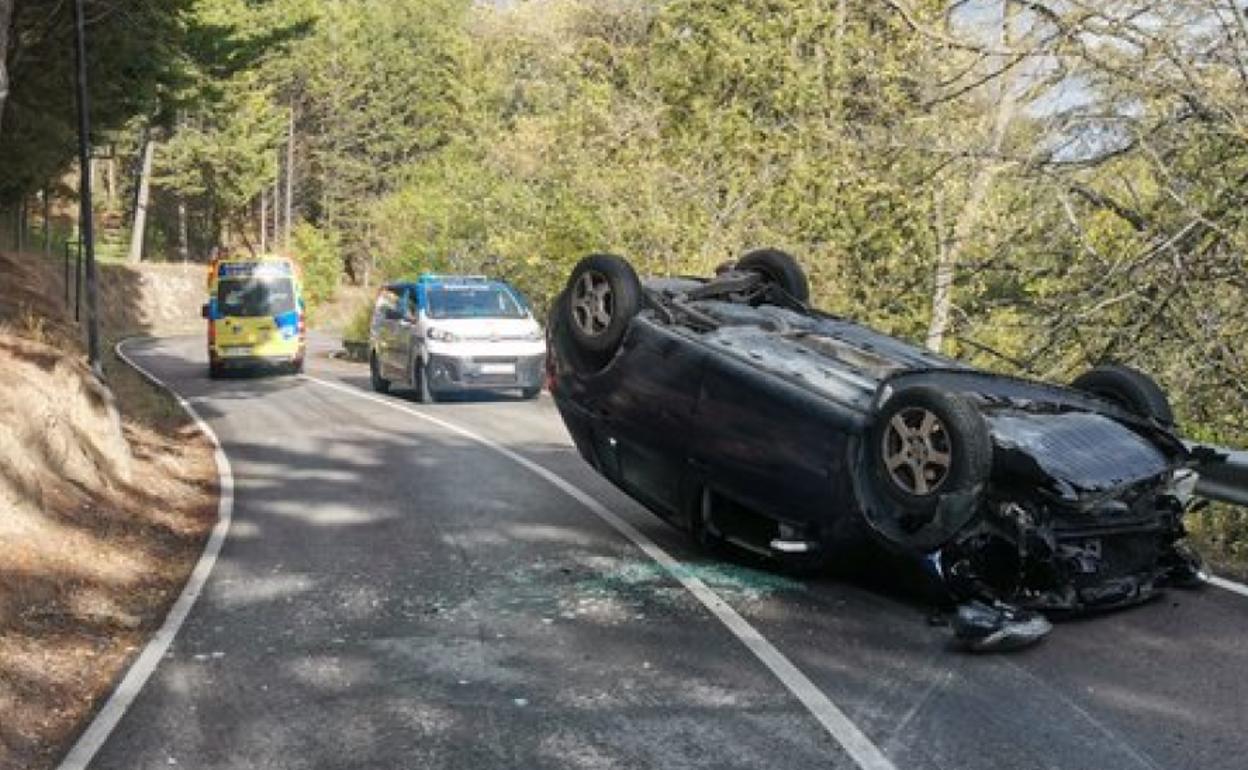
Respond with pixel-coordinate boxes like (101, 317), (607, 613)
(372, 288), (399, 377)
(692, 353), (845, 534)
(394, 288), (422, 384)
(596, 324), (706, 518)
(381, 288), (414, 379)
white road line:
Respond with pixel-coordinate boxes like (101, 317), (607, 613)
(305, 375), (897, 770)
(57, 341), (236, 770)
(1207, 574), (1248, 598)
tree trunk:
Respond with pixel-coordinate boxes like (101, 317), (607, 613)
(106, 153), (117, 206)
(924, 5), (1019, 353)
(273, 167), (280, 252)
(177, 199), (189, 262)
(42, 187), (51, 256)
(284, 103), (295, 250)
(259, 190), (268, 252)
(128, 130), (156, 263)
(0, 0), (14, 133)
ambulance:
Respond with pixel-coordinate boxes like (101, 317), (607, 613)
(202, 255), (306, 378)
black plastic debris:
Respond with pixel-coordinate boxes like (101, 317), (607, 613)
(951, 600), (1052, 652)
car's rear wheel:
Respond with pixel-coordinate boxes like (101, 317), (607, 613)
(521, 386), (540, 400)
(1070, 364), (1173, 426)
(738, 248), (810, 303)
(208, 361), (223, 380)
(867, 385), (992, 535)
(564, 254), (641, 367)
(370, 352), (390, 394)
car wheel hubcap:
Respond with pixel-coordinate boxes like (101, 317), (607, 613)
(882, 407), (952, 496)
(571, 270), (613, 337)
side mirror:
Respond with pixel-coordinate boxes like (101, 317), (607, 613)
(201, 303), (212, 320)
(383, 307), (403, 321)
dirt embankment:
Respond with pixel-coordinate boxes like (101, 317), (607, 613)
(0, 251), (217, 770)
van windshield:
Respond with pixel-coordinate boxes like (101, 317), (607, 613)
(426, 285), (527, 320)
(218, 277), (297, 317)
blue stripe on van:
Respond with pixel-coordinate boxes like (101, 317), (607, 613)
(274, 310), (300, 339)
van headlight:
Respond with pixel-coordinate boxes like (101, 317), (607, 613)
(427, 327), (459, 343)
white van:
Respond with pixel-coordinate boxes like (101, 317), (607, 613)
(368, 275), (546, 402)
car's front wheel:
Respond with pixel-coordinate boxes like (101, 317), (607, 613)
(521, 386), (540, 400)
(370, 352), (390, 394)
(866, 385), (992, 538)
(563, 253), (642, 368)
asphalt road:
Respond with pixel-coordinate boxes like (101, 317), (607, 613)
(88, 333), (1248, 770)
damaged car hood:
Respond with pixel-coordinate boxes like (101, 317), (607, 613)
(987, 410), (1172, 504)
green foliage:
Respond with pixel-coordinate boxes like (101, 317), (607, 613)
(291, 222), (339, 309)
(342, 301), (373, 344)
(0, 0), (194, 204)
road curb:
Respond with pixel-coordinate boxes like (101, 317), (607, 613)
(56, 338), (235, 770)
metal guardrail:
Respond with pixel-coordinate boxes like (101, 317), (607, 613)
(1193, 447), (1248, 507)
(1185, 441), (1248, 507)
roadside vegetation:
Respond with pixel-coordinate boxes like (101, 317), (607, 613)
(0, 250), (217, 769)
(1, 7), (1246, 558)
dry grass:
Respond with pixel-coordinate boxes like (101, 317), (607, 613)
(0, 251), (218, 770)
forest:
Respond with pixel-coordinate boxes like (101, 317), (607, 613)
(2, 1), (1247, 554)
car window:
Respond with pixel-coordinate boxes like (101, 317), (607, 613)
(218, 277), (297, 318)
(373, 289), (399, 325)
(403, 290), (419, 319)
(426, 285), (526, 320)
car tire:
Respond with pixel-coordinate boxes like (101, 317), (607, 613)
(867, 385), (992, 533)
(1070, 364), (1174, 426)
(415, 359), (436, 404)
(738, 248), (810, 303)
(208, 361), (223, 380)
(521, 386), (541, 400)
(290, 358), (305, 375)
(370, 352), (390, 394)
(563, 253), (642, 366)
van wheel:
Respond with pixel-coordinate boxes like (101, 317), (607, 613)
(414, 360), (436, 404)
(370, 352), (390, 394)
(521, 386), (540, 400)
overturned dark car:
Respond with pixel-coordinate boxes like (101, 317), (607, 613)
(547, 250), (1244, 650)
